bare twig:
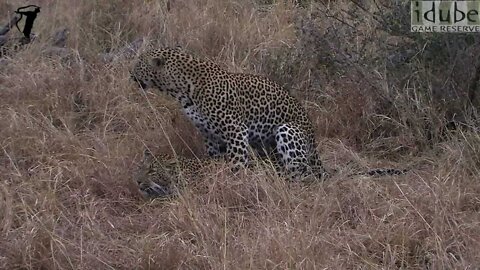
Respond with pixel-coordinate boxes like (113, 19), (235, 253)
(0, 35), (7, 47)
(350, 0), (386, 26)
(468, 55), (480, 107)
(0, 14), (21, 36)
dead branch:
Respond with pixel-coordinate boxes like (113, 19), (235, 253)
(468, 57), (480, 107)
(0, 14), (21, 36)
(0, 35), (7, 47)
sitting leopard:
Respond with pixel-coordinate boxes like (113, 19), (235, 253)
(131, 47), (407, 181)
(131, 47), (328, 180)
(135, 150), (407, 199)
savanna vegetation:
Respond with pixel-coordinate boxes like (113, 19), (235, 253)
(0, 0), (479, 269)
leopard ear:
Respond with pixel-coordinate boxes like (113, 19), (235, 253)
(151, 57), (166, 67)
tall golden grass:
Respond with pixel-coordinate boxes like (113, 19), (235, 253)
(0, 0), (479, 269)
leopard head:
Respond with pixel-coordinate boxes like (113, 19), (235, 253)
(135, 149), (181, 199)
(130, 47), (193, 95)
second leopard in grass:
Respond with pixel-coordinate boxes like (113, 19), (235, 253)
(135, 151), (408, 199)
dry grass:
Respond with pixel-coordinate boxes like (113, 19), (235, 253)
(0, 0), (480, 269)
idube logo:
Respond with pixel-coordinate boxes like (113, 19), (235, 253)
(411, 1), (480, 32)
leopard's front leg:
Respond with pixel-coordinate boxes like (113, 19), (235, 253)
(223, 123), (249, 171)
(193, 90), (248, 169)
(182, 96), (226, 157)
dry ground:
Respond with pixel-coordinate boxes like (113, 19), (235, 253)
(1, 0), (480, 269)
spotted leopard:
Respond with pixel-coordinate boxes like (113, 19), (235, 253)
(131, 47), (327, 180)
(135, 150), (408, 199)
(134, 150), (208, 199)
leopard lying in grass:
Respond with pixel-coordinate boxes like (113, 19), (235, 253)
(134, 150), (205, 199)
(135, 150), (407, 199)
